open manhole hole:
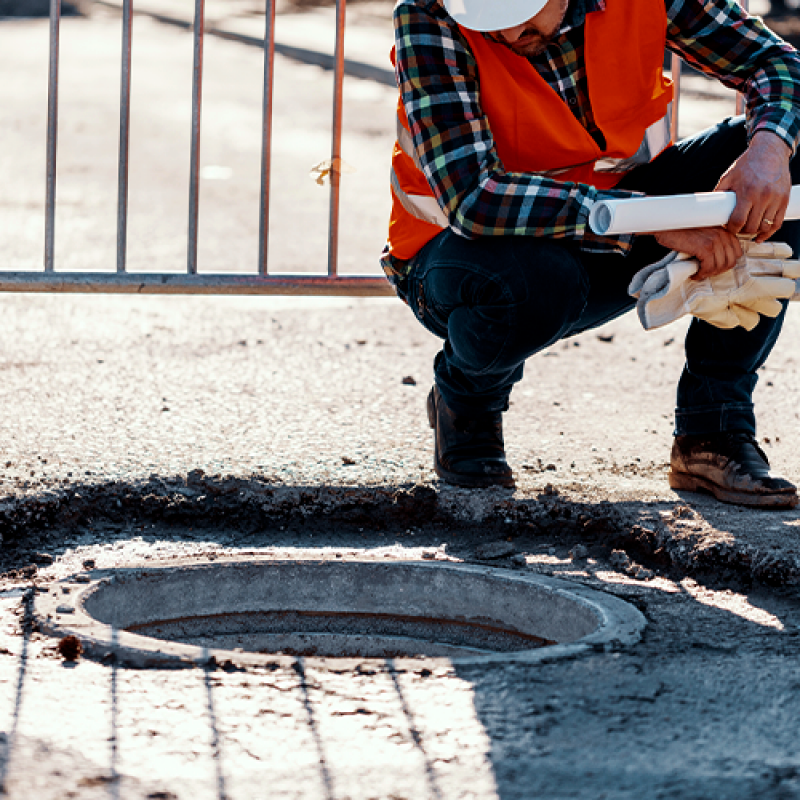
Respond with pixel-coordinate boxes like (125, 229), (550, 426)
(35, 558), (645, 666)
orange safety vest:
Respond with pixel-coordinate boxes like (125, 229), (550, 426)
(388, 0), (674, 262)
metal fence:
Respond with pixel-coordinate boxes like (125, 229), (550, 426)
(1, 0), (747, 297)
(2, 0), (393, 296)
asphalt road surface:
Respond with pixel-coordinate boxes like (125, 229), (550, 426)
(2, 9), (800, 800)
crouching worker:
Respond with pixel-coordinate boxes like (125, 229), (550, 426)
(381, 0), (800, 507)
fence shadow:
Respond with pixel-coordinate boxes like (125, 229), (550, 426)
(1, 475), (799, 798)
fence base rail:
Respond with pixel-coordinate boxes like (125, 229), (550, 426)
(0, 273), (395, 296)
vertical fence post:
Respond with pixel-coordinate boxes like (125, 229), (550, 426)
(327, 0), (346, 278)
(670, 52), (681, 142)
(736, 0), (750, 116)
(117, 0), (133, 273)
(258, 0), (277, 276)
(187, 0), (205, 275)
(45, 0), (62, 273)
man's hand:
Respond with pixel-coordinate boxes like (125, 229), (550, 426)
(716, 130), (793, 243)
(654, 226), (744, 280)
(653, 131), (793, 281)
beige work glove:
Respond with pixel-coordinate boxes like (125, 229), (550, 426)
(628, 241), (800, 331)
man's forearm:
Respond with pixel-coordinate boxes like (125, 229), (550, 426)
(666, 0), (800, 155)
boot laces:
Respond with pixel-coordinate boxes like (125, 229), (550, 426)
(724, 432), (770, 468)
(453, 414), (503, 444)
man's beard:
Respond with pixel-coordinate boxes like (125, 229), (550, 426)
(494, 0), (570, 57)
(504, 28), (558, 56)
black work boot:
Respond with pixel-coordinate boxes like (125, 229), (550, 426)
(426, 385), (514, 488)
(669, 432), (798, 508)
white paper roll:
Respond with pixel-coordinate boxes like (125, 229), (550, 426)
(589, 185), (800, 236)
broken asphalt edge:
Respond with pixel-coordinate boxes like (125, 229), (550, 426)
(1, 473), (798, 589)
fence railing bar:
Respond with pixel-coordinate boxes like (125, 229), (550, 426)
(117, 0), (133, 273)
(45, 0), (62, 273)
(670, 52), (681, 142)
(187, 0), (205, 275)
(735, 0), (749, 116)
(327, 0), (346, 278)
(0, 273), (395, 296)
(258, 0), (277, 276)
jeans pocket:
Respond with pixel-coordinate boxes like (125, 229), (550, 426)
(408, 274), (447, 338)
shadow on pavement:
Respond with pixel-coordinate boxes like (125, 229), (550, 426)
(1, 475), (800, 798)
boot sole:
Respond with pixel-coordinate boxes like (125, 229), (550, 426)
(427, 390), (515, 489)
(669, 469), (799, 509)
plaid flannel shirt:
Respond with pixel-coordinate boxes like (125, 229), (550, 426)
(381, 0), (800, 288)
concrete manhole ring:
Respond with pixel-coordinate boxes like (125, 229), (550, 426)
(34, 557), (646, 667)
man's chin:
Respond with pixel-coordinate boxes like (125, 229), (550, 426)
(510, 41), (548, 57)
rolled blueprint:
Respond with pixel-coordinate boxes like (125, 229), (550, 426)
(589, 185), (800, 236)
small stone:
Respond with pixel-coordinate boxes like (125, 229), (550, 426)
(74, 574), (91, 584)
(569, 544), (589, 560)
(57, 635), (83, 662)
(33, 552), (54, 566)
(341, 456), (357, 466)
(82, 559), (96, 569)
(634, 566), (655, 581)
(609, 550), (632, 571)
(510, 554), (527, 567)
(475, 541), (515, 560)
(401, 376), (417, 386)
(56, 605), (75, 614)
(421, 551), (436, 560)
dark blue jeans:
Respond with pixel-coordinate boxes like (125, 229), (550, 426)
(404, 117), (800, 436)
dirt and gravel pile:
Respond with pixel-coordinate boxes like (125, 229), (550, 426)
(1, 473), (797, 592)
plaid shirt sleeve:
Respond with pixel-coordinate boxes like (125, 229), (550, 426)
(393, 0), (639, 253)
(666, 0), (800, 154)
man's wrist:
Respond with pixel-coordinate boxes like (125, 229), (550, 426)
(749, 129), (793, 161)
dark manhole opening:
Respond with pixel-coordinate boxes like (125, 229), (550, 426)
(129, 609), (555, 658)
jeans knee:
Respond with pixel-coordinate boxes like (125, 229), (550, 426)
(504, 240), (589, 346)
(446, 242), (589, 373)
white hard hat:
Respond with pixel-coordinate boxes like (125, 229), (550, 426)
(442, 0), (548, 32)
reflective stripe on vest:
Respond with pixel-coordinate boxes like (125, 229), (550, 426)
(594, 113), (672, 174)
(391, 120), (449, 227)
(390, 167), (448, 228)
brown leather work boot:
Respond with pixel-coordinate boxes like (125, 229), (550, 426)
(669, 432), (798, 508)
(426, 386), (514, 488)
